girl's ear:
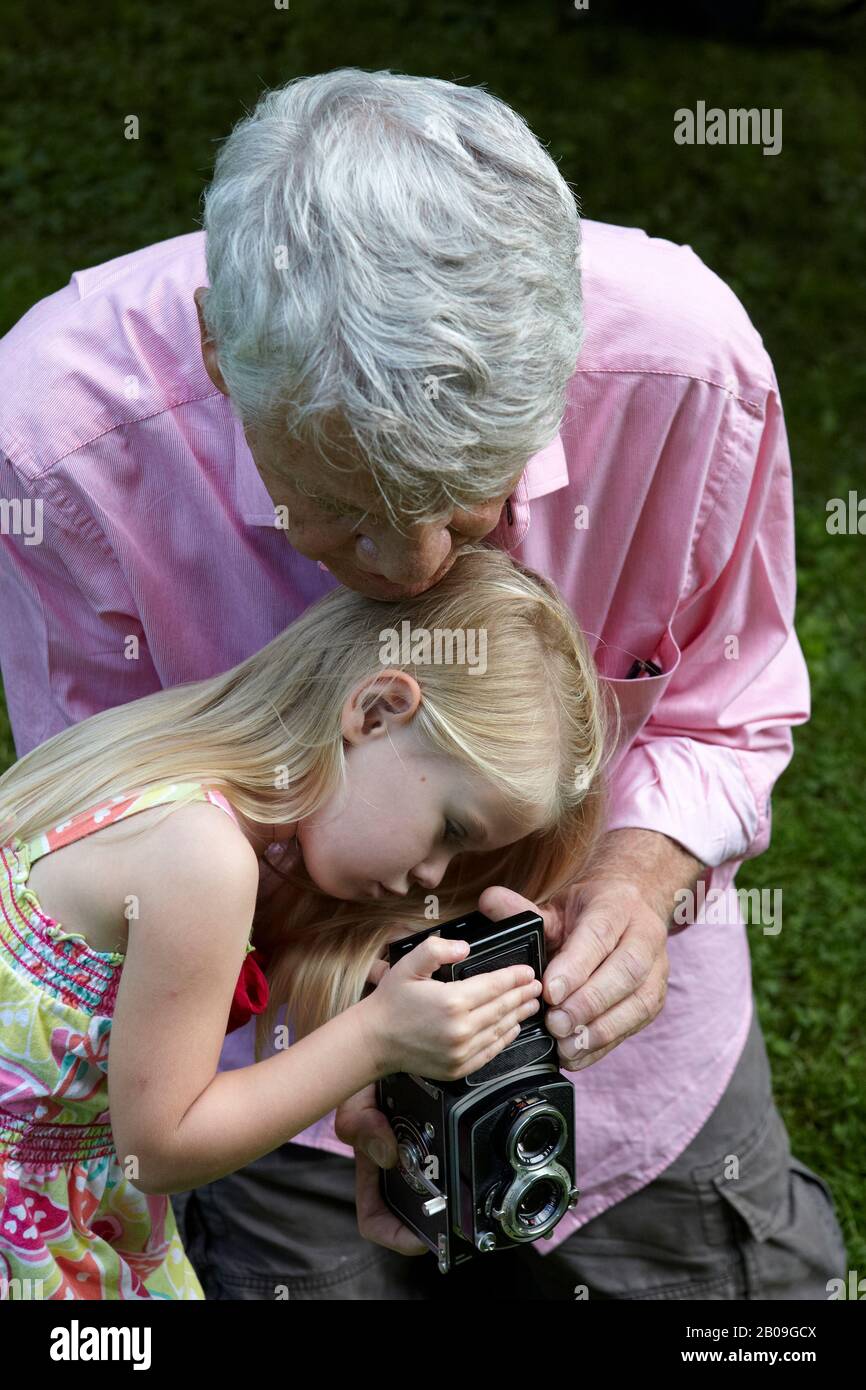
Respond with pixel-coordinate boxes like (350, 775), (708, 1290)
(341, 670), (422, 744)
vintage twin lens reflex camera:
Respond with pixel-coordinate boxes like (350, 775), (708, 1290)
(376, 909), (580, 1274)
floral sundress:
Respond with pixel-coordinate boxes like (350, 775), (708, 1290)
(0, 779), (269, 1300)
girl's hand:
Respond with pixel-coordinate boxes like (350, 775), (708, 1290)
(362, 934), (543, 1080)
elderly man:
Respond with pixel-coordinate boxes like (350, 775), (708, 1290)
(0, 68), (846, 1300)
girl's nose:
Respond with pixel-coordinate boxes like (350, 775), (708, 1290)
(409, 853), (453, 892)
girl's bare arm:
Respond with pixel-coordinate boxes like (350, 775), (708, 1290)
(107, 803), (378, 1193)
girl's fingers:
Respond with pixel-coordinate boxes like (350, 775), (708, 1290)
(468, 980), (542, 1033)
(458, 1020), (526, 1075)
(366, 958), (389, 987)
(463, 995), (542, 1062)
(399, 935), (471, 979)
(452, 963), (538, 1008)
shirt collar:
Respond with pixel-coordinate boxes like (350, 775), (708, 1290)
(503, 431), (568, 548)
(234, 414), (568, 548)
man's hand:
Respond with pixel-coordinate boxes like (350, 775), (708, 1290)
(479, 828), (704, 1072)
(334, 1085), (427, 1255)
(499, 879), (669, 1071)
(332, 947), (427, 1254)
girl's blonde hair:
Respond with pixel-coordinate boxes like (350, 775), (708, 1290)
(0, 545), (616, 1057)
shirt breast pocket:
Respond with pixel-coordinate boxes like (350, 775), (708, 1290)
(597, 624), (682, 782)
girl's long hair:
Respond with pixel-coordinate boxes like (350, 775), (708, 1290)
(0, 544), (617, 1058)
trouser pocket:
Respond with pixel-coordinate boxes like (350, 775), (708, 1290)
(694, 1105), (848, 1299)
(693, 1101), (792, 1248)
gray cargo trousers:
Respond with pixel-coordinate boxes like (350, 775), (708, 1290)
(173, 1001), (848, 1300)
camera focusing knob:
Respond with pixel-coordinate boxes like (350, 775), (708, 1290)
(395, 1132), (448, 1216)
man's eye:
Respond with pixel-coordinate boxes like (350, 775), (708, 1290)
(293, 488), (359, 522)
(322, 503), (373, 526)
(317, 502), (354, 519)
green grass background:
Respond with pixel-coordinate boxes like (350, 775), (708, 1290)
(1, 1), (863, 1279)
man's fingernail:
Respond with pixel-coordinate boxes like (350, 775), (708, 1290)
(369, 1141), (390, 1167)
(548, 976), (567, 1005)
(546, 1009), (570, 1035)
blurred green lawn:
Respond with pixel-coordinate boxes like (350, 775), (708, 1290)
(1, 1), (863, 1277)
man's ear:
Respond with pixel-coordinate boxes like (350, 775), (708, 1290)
(194, 287), (230, 395)
(193, 286), (210, 340)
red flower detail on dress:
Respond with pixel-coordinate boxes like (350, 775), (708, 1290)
(226, 948), (270, 1034)
(0, 1171), (70, 1257)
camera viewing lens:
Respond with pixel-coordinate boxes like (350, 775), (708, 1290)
(506, 1101), (567, 1168)
(515, 1115), (562, 1165)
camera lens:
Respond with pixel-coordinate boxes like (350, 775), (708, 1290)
(515, 1115), (561, 1165)
(506, 1100), (566, 1168)
(494, 1163), (572, 1241)
(517, 1178), (561, 1229)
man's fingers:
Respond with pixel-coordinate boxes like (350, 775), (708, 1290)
(332, 1082), (374, 1138)
(337, 1092), (428, 1255)
(336, 1108), (398, 1166)
(544, 945), (644, 1037)
(546, 916), (665, 1036)
(542, 895), (629, 1012)
(555, 958), (669, 1067)
(334, 1084), (398, 1165)
(354, 1152), (428, 1256)
(560, 1040), (619, 1072)
(478, 885), (560, 942)
(477, 885), (537, 921)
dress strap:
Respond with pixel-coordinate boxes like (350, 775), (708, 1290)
(22, 781), (241, 865)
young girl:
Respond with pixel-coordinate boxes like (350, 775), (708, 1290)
(0, 544), (610, 1300)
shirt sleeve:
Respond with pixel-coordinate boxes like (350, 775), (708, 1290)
(604, 375), (809, 874)
(0, 452), (159, 758)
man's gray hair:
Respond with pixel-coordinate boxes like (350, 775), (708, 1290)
(199, 67), (583, 523)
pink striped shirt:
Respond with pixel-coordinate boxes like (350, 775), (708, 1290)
(0, 221), (808, 1249)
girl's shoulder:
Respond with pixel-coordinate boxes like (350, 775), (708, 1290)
(23, 794), (257, 958)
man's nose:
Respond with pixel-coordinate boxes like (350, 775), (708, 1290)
(354, 520), (453, 585)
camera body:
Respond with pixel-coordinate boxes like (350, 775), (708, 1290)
(376, 910), (579, 1273)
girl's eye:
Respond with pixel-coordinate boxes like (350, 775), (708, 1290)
(444, 819), (465, 843)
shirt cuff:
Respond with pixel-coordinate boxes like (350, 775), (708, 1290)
(604, 736), (766, 869)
